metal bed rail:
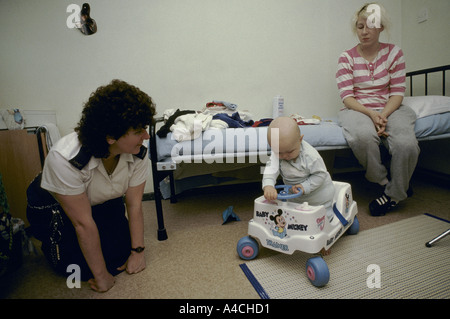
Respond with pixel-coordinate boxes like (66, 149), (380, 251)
(406, 64), (450, 96)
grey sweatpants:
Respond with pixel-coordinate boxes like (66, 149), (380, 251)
(338, 105), (420, 202)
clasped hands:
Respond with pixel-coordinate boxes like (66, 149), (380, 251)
(370, 111), (389, 137)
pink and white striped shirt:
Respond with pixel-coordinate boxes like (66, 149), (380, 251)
(336, 43), (406, 109)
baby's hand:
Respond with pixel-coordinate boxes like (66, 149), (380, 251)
(263, 186), (278, 201)
(292, 184), (304, 194)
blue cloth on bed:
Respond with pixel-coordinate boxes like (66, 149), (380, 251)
(213, 112), (254, 128)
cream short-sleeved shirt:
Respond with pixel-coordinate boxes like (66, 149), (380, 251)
(41, 132), (149, 206)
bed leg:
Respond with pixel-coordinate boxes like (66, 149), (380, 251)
(149, 118), (169, 240)
(169, 172), (177, 203)
(151, 168), (168, 240)
(154, 188), (168, 241)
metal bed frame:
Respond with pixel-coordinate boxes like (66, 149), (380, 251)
(407, 64), (449, 96)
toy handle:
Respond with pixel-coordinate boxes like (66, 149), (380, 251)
(275, 185), (303, 200)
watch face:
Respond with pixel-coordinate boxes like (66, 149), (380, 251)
(133, 247), (144, 253)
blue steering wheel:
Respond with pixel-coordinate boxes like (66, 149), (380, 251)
(275, 185), (303, 200)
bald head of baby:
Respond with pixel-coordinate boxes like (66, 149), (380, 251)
(268, 117), (303, 161)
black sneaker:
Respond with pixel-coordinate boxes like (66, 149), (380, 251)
(369, 193), (398, 216)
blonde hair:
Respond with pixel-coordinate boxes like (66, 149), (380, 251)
(351, 3), (391, 36)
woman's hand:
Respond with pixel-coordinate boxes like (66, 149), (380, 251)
(376, 95), (403, 138)
(88, 272), (115, 292)
(118, 252), (146, 274)
(343, 97), (390, 137)
(369, 110), (389, 137)
(53, 192), (114, 293)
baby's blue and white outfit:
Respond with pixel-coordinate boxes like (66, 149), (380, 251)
(262, 140), (335, 221)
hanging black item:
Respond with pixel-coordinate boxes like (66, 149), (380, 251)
(80, 3), (97, 35)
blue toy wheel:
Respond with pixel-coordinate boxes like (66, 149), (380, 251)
(237, 236), (259, 260)
(275, 185), (303, 200)
(346, 216), (359, 235)
(305, 256), (330, 287)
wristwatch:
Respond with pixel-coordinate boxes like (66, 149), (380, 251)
(131, 246), (145, 253)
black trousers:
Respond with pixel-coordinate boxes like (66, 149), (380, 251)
(27, 174), (131, 281)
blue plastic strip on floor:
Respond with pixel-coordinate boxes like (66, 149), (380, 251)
(424, 213), (450, 223)
(239, 263), (270, 299)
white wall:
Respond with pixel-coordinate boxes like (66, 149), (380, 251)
(401, 0), (450, 71)
(401, 0), (450, 96)
(4, 0), (448, 194)
(0, 0), (402, 129)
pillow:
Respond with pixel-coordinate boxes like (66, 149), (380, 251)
(402, 95), (450, 119)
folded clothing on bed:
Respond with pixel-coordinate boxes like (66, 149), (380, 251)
(156, 107), (255, 142)
(156, 109), (196, 138)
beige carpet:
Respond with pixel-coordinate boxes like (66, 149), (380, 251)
(1, 172), (449, 299)
(241, 214), (450, 299)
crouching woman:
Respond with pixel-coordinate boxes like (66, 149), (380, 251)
(27, 80), (155, 292)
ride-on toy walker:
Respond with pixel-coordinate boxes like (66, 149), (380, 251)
(237, 181), (359, 287)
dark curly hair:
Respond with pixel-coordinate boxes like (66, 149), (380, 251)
(75, 79), (156, 158)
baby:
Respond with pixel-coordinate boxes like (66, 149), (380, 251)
(262, 117), (335, 222)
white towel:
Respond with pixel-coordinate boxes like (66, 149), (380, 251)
(38, 123), (61, 151)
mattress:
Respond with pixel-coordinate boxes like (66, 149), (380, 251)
(154, 112), (450, 163)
